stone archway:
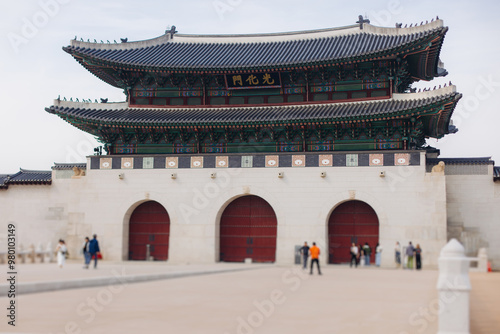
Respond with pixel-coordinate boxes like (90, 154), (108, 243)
(128, 201), (170, 261)
(219, 195), (277, 263)
(328, 200), (379, 264)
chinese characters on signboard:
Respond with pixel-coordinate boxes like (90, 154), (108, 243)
(226, 73), (281, 90)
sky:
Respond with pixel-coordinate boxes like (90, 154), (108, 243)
(1, 0), (499, 172)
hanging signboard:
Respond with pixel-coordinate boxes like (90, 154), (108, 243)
(225, 72), (281, 90)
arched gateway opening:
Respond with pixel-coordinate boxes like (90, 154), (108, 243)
(128, 201), (170, 261)
(328, 200), (379, 264)
(219, 195), (277, 263)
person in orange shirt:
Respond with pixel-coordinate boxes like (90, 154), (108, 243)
(309, 242), (322, 275)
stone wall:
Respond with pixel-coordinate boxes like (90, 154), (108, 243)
(0, 175), (70, 255)
(0, 152), (452, 268)
(445, 168), (500, 270)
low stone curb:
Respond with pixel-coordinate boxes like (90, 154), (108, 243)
(1, 266), (265, 296)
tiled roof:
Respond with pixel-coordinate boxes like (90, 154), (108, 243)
(46, 86), (460, 137)
(0, 169), (52, 189)
(52, 163), (87, 170)
(9, 169), (52, 183)
(64, 21), (447, 74)
(494, 167), (500, 180)
(426, 157), (494, 165)
(0, 175), (9, 189)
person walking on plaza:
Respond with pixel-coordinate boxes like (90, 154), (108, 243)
(55, 239), (67, 268)
(358, 243), (364, 266)
(406, 241), (415, 269)
(309, 242), (322, 275)
(350, 243), (358, 268)
(415, 244), (423, 270)
(89, 234), (100, 269)
(375, 243), (383, 267)
(363, 242), (371, 266)
(82, 237), (91, 269)
(395, 241), (401, 268)
(300, 241), (310, 270)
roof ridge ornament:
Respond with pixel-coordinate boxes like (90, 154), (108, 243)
(356, 15), (370, 30)
(167, 25), (178, 39)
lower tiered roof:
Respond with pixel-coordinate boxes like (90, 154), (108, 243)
(47, 86), (461, 140)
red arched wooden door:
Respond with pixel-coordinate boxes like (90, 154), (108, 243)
(328, 200), (379, 264)
(129, 201), (170, 261)
(220, 195), (277, 263)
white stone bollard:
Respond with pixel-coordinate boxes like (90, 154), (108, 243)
(437, 239), (471, 334)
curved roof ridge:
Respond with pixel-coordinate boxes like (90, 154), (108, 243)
(50, 99), (128, 111)
(393, 85), (457, 101)
(68, 19), (444, 50)
(53, 162), (87, 166)
(19, 168), (52, 173)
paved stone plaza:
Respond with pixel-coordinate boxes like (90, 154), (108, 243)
(0, 261), (497, 333)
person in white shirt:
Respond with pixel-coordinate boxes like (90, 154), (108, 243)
(55, 239), (67, 268)
(375, 243), (383, 267)
(350, 243), (358, 268)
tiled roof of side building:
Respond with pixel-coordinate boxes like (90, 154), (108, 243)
(46, 86), (461, 138)
(0, 169), (52, 189)
(494, 167), (500, 180)
(8, 169), (52, 184)
(0, 175), (9, 189)
(426, 157), (494, 165)
(64, 20), (447, 75)
(52, 162), (87, 170)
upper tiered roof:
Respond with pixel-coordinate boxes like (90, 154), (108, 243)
(64, 19), (448, 88)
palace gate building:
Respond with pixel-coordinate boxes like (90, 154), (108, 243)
(1, 18), (499, 268)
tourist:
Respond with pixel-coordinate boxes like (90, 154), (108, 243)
(89, 234), (101, 269)
(415, 244), (423, 270)
(55, 239), (67, 268)
(309, 242), (321, 275)
(357, 244), (364, 266)
(363, 242), (371, 266)
(350, 243), (358, 268)
(375, 243), (383, 267)
(300, 241), (310, 270)
(82, 237), (91, 269)
(406, 241), (415, 269)
(395, 241), (401, 268)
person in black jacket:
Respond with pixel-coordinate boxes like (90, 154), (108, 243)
(415, 244), (423, 270)
(300, 242), (310, 269)
(363, 242), (371, 266)
(89, 234), (100, 269)
(82, 237), (91, 269)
